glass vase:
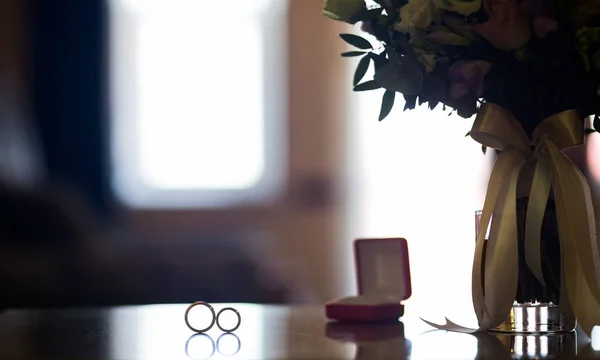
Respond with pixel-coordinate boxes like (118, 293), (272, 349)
(475, 198), (576, 334)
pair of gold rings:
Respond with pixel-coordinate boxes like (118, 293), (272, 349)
(184, 301), (241, 333)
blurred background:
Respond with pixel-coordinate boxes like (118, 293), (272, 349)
(1, 0), (599, 324)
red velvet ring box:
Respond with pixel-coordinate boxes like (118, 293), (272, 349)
(325, 238), (412, 323)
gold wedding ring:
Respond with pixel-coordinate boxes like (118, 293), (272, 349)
(216, 307), (242, 333)
(184, 301), (216, 333)
(185, 302), (242, 333)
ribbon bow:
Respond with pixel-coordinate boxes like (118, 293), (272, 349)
(423, 103), (600, 335)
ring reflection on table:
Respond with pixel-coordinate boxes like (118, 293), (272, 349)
(185, 333), (241, 359)
(185, 333), (215, 360)
(217, 333), (242, 356)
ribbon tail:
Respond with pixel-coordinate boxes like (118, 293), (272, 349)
(524, 154), (553, 287)
(547, 141), (600, 303)
(558, 223), (600, 335)
(419, 317), (479, 333)
(572, 265), (600, 335)
(482, 158), (525, 329)
(472, 148), (526, 327)
(558, 252), (577, 332)
(546, 141), (600, 334)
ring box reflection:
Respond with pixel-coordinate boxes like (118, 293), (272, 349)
(325, 238), (412, 323)
(326, 321), (410, 360)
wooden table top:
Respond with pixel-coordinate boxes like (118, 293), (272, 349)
(0, 304), (598, 359)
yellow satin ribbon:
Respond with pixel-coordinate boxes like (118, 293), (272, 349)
(422, 103), (600, 335)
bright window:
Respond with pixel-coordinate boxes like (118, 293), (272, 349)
(345, 30), (493, 325)
(109, 0), (285, 208)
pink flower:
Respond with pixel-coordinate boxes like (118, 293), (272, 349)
(533, 17), (558, 38)
(520, 0), (552, 17)
(520, 0), (558, 39)
(476, 0), (532, 51)
(360, 21), (373, 35)
(449, 61), (492, 99)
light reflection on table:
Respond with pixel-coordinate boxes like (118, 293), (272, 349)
(108, 304), (266, 360)
(0, 304), (599, 359)
(410, 330), (478, 359)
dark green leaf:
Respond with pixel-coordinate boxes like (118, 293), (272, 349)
(585, 128), (597, 134)
(456, 98), (478, 119)
(404, 95), (417, 110)
(392, 32), (420, 65)
(354, 80), (382, 91)
(379, 90), (396, 121)
(369, 52), (388, 69)
(340, 34), (373, 50)
(398, 64), (424, 95)
(391, 0), (409, 7)
(365, 8), (384, 20)
(449, 27), (484, 46)
(595, 115), (600, 130)
(342, 51), (367, 57)
(354, 56), (371, 86)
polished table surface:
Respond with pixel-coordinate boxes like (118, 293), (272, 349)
(0, 304), (599, 359)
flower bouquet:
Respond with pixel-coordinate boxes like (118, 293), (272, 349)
(323, 0), (600, 334)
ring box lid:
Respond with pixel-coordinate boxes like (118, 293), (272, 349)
(354, 238), (412, 302)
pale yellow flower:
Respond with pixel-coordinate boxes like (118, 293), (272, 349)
(394, 0), (436, 33)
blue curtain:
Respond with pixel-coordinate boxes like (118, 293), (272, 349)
(31, 0), (113, 217)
